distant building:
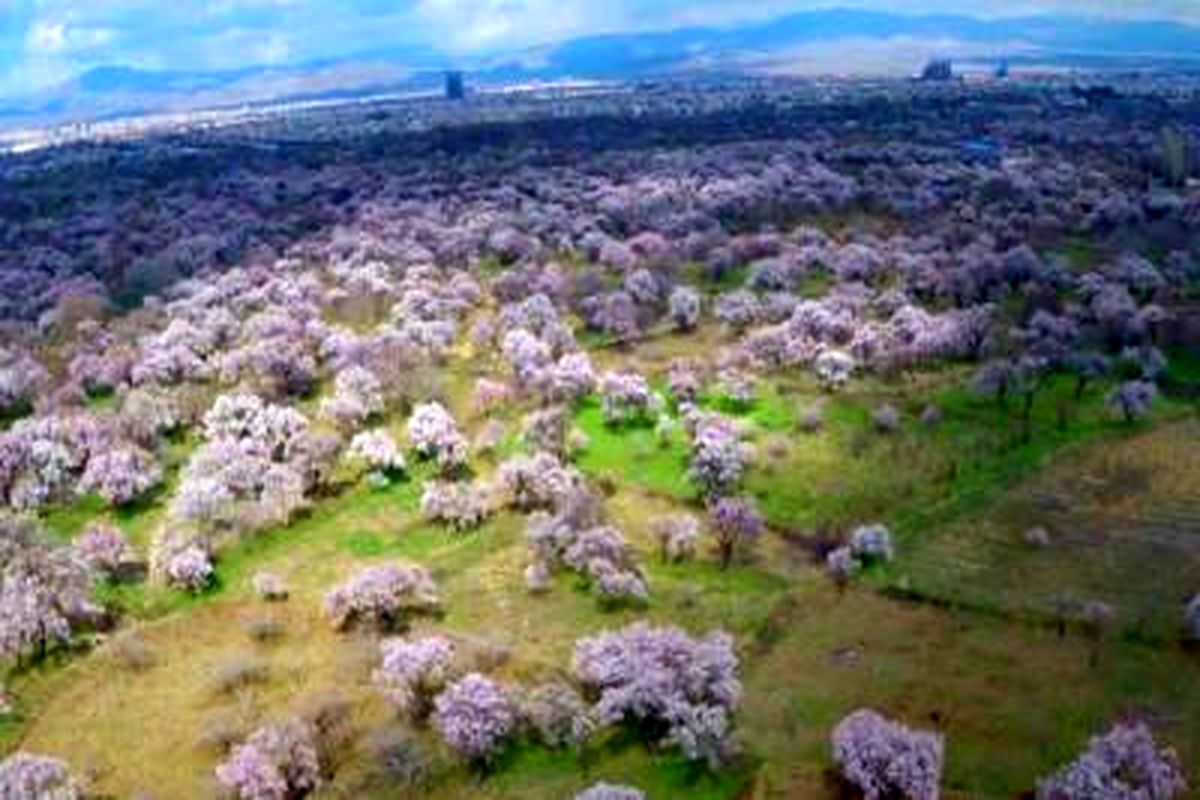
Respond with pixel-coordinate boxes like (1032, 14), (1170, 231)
(920, 59), (954, 82)
(1071, 84), (1119, 106)
(445, 71), (465, 101)
(960, 137), (1003, 166)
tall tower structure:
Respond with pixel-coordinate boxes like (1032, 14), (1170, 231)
(445, 71), (465, 101)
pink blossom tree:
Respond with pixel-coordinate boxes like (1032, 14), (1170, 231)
(215, 719), (322, 800)
(573, 623), (741, 768)
(433, 673), (518, 764)
(1037, 722), (1186, 800)
(323, 563), (441, 632)
(832, 708), (944, 800)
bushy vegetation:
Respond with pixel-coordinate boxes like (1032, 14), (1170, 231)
(0, 74), (1197, 799)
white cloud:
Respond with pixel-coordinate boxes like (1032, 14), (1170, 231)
(3, 0), (1200, 103)
(27, 21), (67, 53)
(411, 0), (629, 51)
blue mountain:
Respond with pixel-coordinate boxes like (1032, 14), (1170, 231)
(3, 9), (1200, 128)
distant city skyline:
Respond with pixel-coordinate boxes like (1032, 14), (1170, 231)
(3, 1), (1200, 99)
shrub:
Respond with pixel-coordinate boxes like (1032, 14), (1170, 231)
(919, 405), (942, 426)
(215, 718), (322, 800)
(472, 379), (513, 417)
(2, 413), (115, 511)
(573, 622), (741, 768)
(1036, 722), (1186, 799)
(163, 544), (214, 593)
(1186, 594), (1200, 643)
(77, 446), (163, 507)
(320, 366), (384, 429)
(345, 430), (406, 474)
(297, 691), (355, 767)
(197, 715), (250, 756)
(668, 286), (702, 331)
(432, 673), (518, 763)
(524, 560), (553, 594)
(687, 412), (753, 499)
(420, 481), (492, 532)
(709, 496), (765, 570)
(252, 571), (289, 602)
(667, 360), (703, 404)
(74, 524), (135, 576)
(872, 404), (901, 434)
(407, 402), (468, 472)
(174, 394), (312, 532)
(715, 369), (756, 407)
(1024, 527), (1052, 547)
(815, 350), (855, 391)
(497, 452), (581, 512)
(650, 515), (701, 562)
(458, 635), (513, 674)
(0, 518), (96, 664)
(850, 524), (894, 564)
(593, 291), (640, 343)
(1108, 381), (1157, 424)
(501, 329), (552, 391)
(372, 636), (456, 719)
(970, 361), (1017, 406)
(211, 655), (270, 694)
(714, 290), (760, 332)
(245, 616), (287, 644)
(473, 420), (506, 456)
(599, 372), (658, 427)
(0, 752), (80, 799)
(528, 514), (649, 605)
(0, 353), (50, 417)
(522, 406), (570, 455)
(523, 682), (595, 749)
(575, 782), (646, 800)
(1066, 352), (1110, 399)
(831, 708), (944, 800)
(825, 546), (858, 589)
(546, 353), (597, 404)
(363, 726), (432, 789)
(323, 563), (441, 633)
(109, 632), (158, 672)
(799, 405), (824, 433)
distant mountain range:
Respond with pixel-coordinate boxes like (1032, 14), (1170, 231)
(4, 8), (1200, 129)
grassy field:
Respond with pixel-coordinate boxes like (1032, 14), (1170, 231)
(5, 320), (1200, 799)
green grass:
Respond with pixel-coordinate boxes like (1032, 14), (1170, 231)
(749, 373), (1191, 533)
(890, 418), (1200, 639)
(1165, 345), (1200, 389)
(574, 398), (693, 500)
(699, 379), (797, 433)
(1053, 235), (1101, 271)
(84, 389), (119, 412)
(683, 261), (749, 295)
(7, 325), (1200, 799)
(796, 269), (834, 299)
(39, 494), (109, 542)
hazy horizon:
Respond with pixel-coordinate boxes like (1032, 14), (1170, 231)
(4, 1), (1200, 99)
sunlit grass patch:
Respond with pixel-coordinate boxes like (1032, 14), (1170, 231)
(893, 419), (1200, 640)
(574, 397), (692, 500)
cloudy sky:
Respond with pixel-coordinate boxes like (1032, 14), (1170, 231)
(1, 0), (1198, 97)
